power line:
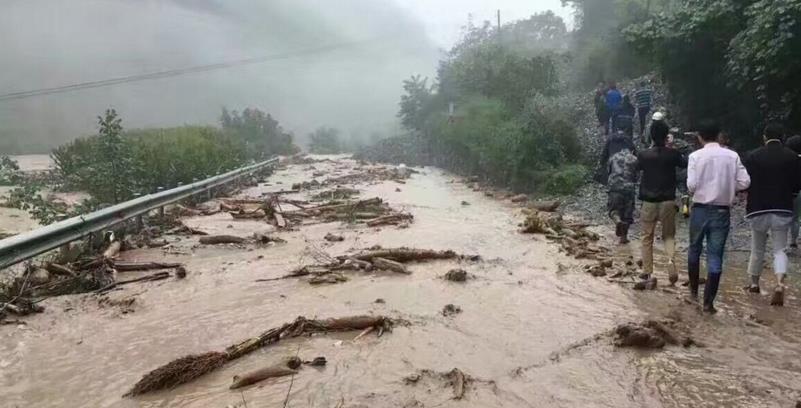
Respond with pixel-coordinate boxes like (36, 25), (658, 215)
(0, 39), (375, 102)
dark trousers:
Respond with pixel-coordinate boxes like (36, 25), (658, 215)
(688, 204), (730, 306)
(607, 190), (635, 225)
(637, 106), (650, 136)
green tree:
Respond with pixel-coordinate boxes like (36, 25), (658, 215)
(308, 127), (342, 154)
(221, 107), (298, 157)
(93, 109), (138, 204)
(398, 75), (435, 132)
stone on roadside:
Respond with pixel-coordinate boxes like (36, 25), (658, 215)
(444, 269), (468, 282)
(324, 233), (345, 242)
(442, 304), (462, 316)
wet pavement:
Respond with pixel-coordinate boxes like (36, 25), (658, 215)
(1, 157), (801, 407)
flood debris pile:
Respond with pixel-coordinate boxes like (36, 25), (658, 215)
(126, 315), (397, 396)
(614, 320), (701, 349)
(520, 209), (603, 258)
(282, 197), (413, 227)
(0, 242), (187, 322)
(310, 187), (360, 202)
(258, 247), (474, 285)
(321, 165), (415, 186)
(222, 194), (413, 229)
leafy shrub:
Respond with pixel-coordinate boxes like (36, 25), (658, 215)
(0, 156), (21, 186)
(538, 164), (588, 195)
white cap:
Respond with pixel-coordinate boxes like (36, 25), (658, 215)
(652, 112), (665, 121)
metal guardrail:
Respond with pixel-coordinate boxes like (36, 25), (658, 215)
(0, 157), (279, 270)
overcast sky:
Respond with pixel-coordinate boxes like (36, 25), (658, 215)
(0, 0), (571, 152)
(398, 0), (573, 47)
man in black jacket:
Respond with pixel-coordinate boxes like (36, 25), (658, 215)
(637, 121), (687, 285)
(744, 123), (801, 306)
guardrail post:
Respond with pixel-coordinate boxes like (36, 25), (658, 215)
(157, 187), (165, 217)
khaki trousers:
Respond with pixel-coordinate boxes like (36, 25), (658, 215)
(641, 200), (677, 275)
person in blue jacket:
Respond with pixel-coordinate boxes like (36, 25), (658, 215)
(605, 81), (623, 135)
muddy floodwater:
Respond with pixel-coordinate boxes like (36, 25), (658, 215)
(2, 157), (801, 407)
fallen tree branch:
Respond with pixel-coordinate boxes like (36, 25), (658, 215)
(113, 261), (183, 272)
(125, 315), (396, 396)
(96, 271), (170, 294)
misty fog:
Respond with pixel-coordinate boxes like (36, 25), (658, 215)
(0, 0), (568, 153)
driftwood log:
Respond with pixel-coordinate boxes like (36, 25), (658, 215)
(372, 257), (410, 274)
(199, 235), (246, 245)
(366, 213), (413, 227)
(346, 248), (461, 263)
(125, 315), (395, 396)
(229, 357), (301, 389)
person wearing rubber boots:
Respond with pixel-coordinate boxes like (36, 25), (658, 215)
(686, 121), (751, 313)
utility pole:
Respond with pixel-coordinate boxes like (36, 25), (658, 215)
(497, 9), (501, 39)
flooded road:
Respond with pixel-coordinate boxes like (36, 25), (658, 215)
(2, 157), (801, 407)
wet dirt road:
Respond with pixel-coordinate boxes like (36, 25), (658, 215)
(2, 157), (801, 407)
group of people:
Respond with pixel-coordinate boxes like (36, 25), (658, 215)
(601, 110), (801, 314)
(594, 80), (653, 139)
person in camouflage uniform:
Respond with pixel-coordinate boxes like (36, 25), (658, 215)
(602, 131), (639, 244)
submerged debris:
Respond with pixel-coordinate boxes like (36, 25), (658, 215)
(613, 320), (700, 350)
(324, 233), (345, 242)
(403, 368), (473, 400)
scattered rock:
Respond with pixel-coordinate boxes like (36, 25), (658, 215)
(324, 233), (345, 242)
(484, 191), (494, 197)
(461, 201), (470, 206)
(599, 259), (614, 268)
(442, 304), (462, 316)
(395, 187), (402, 192)
(444, 269), (468, 282)
(374, 298), (386, 304)
(510, 194), (528, 203)
(633, 277), (658, 291)
(175, 266), (187, 279)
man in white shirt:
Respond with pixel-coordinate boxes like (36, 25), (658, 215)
(686, 121), (751, 313)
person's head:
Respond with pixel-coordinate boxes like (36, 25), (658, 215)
(623, 94), (631, 105)
(717, 131), (731, 147)
(608, 81), (617, 89)
(598, 81), (605, 89)
(651, 121), (670, 147)
(763, 122), (785, 144)
(786, 135), (801, 154)
(697, 120), (721, 144)
(640, 80), (647, 88)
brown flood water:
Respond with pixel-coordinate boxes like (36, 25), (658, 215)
(2, 157), (801, 407)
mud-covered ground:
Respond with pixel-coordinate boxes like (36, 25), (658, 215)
(2, 157), (801, 408)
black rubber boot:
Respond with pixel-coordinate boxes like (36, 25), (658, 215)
(688, 267), (700, 299)
(619, 223), (630, 244)
(703, 274), (721, 313)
